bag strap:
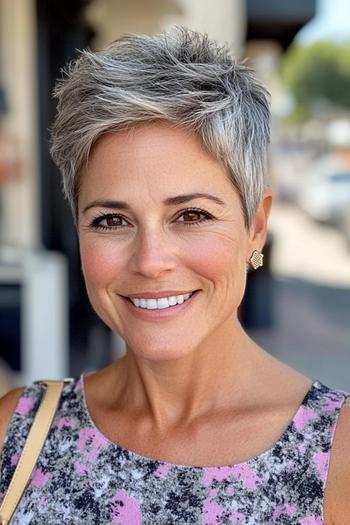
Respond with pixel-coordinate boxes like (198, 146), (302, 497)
(0, 380), (65, 525)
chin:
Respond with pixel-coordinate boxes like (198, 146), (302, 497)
(125, 333), (197, 363)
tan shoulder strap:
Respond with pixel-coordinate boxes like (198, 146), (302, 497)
(0, 380), (65, 525)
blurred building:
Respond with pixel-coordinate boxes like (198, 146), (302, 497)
(0, 0), (314, 386)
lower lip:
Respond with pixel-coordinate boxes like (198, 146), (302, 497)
(122, 292), (198, 320)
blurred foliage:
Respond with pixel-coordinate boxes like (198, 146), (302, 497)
(280, 41), (350, 122)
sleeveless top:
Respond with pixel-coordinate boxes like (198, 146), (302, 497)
(0, 376), (347, 525)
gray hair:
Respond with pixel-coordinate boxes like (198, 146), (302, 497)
(50, 27), (270, 228)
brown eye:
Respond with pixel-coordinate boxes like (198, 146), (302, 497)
(106, 215), (123, 227)
(176, 208), (213, 225)
(182, 211), (202, 222)
(90, 213), (129, 230)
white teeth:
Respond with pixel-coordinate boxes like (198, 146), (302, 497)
(147, 299), (157, 309)
(129, 292), (193, 310)
(157, 298), (169, 309)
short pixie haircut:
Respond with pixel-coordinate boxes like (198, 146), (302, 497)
(50, 27), (270, 228)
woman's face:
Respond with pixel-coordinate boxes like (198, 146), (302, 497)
(78, 122), (271, 361)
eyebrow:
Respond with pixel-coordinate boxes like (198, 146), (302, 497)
(82, 192), (225, 214)
(164, 193), (225, 206)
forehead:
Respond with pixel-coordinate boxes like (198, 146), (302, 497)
(80, 122), (236, 202)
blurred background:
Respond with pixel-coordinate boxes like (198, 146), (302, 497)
(0, 0), (349, 396)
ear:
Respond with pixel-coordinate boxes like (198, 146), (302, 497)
(247, 189), (273, 255)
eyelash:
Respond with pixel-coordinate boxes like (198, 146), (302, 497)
(89, 208), (215, 231)
(90, 212), (129, 231)
(175, 208), (214, 227)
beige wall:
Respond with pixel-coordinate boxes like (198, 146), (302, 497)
(163, 0), (245, 54)
(0, 0), (40, 249)
(85, 0), (182, 47)
(85, 0), (245, 54)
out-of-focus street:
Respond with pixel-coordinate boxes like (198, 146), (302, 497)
(249, 202), (350, 391)
(270, 201), (350, 287)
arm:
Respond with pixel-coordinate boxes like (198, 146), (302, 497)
(0, 388), (24, 455)
(324, 399), (350, 524)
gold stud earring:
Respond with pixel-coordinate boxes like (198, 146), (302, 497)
(249, 250), (264, 270)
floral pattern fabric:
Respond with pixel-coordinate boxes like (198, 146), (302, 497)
(0, 376), (346, 524)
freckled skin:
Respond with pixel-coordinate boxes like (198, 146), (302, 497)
(78, 122), (269, 363)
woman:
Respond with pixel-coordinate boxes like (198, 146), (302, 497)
(0, 28), (349, 524)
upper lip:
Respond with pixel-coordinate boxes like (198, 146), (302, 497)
(123, 290), (196, 299)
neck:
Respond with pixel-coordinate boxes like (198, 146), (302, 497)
(111, 318), (259, 428)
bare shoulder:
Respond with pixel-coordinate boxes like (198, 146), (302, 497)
(324, 398), (350, 525)
(0, 387), (24, 454)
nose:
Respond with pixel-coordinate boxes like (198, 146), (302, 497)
(129, 228), (176, 279)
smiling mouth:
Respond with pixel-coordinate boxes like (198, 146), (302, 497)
(126, 292), (195, 310)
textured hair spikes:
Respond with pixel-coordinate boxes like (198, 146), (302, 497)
(50, 27), (270, 227)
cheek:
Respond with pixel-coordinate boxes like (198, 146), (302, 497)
(79, 239), (124, 288)
(181, 232), (248, 311)
(181, 232), (246, 280)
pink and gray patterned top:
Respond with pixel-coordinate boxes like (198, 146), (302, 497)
(0, 376), (347, 524)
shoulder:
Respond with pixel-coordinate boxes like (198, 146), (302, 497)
(0, 379), (79, 456)
(0, 387), (24, 454)
(324, 397), (350, 524)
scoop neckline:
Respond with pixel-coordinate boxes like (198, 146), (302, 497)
(79, 372), (319, 470)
